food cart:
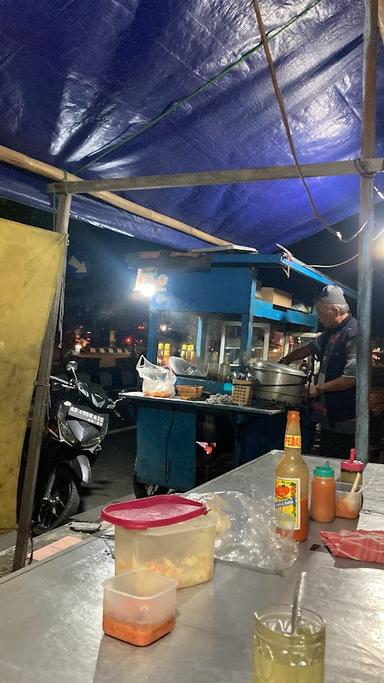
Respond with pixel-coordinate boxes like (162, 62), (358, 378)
(145, 252), (349, 368)
(122, 253), (356, 496)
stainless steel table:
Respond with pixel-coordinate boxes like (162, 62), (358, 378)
(119, 390), (282, 415)
(0, 452), (383, 683)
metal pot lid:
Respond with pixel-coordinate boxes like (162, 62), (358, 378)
(252, 360), (306, 378)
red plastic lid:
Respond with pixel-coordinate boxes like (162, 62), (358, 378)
(101, 495), (208, 530)
(341, 460), (364, 472)
(341, 448), (364, 472)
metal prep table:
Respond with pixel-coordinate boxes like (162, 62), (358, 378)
(0, 452), (383, 683)
(119, 390), (283, 491)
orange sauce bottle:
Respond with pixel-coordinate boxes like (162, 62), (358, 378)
(311, 463), (335, 523)
(275, 410), (309, 542)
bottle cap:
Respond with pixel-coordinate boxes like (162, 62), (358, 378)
(313, 462), (334, 478)
(341, 448), (364, 472)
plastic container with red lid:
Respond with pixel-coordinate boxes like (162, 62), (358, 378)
(340, 448), (364, 485)
(101, 495), (208, 530)
(101, 495), (217, 589)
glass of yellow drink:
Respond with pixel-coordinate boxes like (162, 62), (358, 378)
(253, 605), (325, 683)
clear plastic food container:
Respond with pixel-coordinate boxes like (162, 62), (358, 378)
(103, 570), (177, 646)
(335, 481), (362, 519)
(101, 496), (217, 588)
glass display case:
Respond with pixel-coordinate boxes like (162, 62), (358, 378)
(267, 325), (286, 362)
(155, 312), (199, 365)
(218, 321), (270, 367)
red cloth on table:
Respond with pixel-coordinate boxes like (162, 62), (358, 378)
(321, 530), (384, 564)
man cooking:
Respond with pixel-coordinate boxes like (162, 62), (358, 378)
(280, 285), (357, 458)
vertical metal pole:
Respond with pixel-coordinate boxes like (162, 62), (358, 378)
(240, 313), (254, 365)
(147, 311), (159, 363)
(13, 194), (72, 571)
(356, 0), (378, 463)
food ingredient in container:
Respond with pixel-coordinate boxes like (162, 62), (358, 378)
(340, 448), (364, 484)
(205, 393), (232, 405)
(311, 462), (335, 523)
(101, 495), (217, 588)
(136, 355), (176, 398)
(176, 384), (203, 399)
(102, 570), (177, 647)
(335, 480), (362, 519)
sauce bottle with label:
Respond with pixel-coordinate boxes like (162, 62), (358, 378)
(275, 410), (309, 542)
(311, 462), (335, 523)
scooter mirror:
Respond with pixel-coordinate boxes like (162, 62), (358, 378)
(66, 360), (79, 372)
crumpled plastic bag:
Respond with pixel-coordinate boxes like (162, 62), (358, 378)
(136, 355), (176, 397)
(188, 490), (299, 574)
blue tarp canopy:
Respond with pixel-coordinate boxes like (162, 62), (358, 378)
(0, 0), (383, 251)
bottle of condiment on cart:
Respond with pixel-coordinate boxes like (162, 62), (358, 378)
(340, 448), (364, 484)
(275, 410), (309, 542)
(218, 353), (231, 382)
(311, 462), (336, 523)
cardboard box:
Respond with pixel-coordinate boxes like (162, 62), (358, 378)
(259, 287), (292, 308)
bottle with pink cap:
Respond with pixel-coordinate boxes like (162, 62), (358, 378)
(340, 448), (364, 485)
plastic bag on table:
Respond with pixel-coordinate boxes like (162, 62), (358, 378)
(188, 490), (298, 574)
(136, 355), (176, 397)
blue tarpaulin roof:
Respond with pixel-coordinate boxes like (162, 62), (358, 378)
(0, 0), (383, 251)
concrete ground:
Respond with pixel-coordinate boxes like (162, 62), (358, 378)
(0, 426), (137, 576)
(75, 426), (136, 520)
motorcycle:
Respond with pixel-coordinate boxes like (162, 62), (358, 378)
(19, 360), (116, 535)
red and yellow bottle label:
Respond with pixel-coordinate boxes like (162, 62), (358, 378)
(284, 434), (302, 449)
(274, 477), (301, 530)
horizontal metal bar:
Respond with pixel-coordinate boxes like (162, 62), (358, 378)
(48, 158), (384, 194)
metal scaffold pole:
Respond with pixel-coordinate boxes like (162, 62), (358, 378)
(356, 0), (378, 463)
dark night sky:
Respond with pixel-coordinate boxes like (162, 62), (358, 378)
(286, 200), (384, 336)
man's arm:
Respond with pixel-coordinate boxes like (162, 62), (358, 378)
(279, 344), (311, 365)
(310, 376), (356, 398)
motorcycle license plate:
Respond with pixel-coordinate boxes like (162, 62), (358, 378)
(68, 406), (105, 427)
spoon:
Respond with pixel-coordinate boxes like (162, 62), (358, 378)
(290, 571), (306, 634)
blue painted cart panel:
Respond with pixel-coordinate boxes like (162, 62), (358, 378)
(150, 267), (253, 314)
(135, 406), (196, 490)
(251, 299), (317, 327)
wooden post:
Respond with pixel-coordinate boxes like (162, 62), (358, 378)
(0, 145), (231, 247)
(13, 194), (72, 571)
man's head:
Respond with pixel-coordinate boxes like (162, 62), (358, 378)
(315, 286), (350, 329)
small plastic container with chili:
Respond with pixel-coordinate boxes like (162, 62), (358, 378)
(340, 448), (364, 485)
(102, 570), (178, 647)
(335, 481), (362, 519)
(311, 462), (336, 523)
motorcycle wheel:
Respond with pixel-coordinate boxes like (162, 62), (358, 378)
(33, 465), (80, 536)
(133, 472), (170, 498)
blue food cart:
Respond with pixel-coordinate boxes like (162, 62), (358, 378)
(121, 251), (356, 496)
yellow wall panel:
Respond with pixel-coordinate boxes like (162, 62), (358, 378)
(0, 219), (65, 531)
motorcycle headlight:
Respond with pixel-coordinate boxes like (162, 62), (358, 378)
(82, 416), (109, 448)
(57, 405), (77, 445)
